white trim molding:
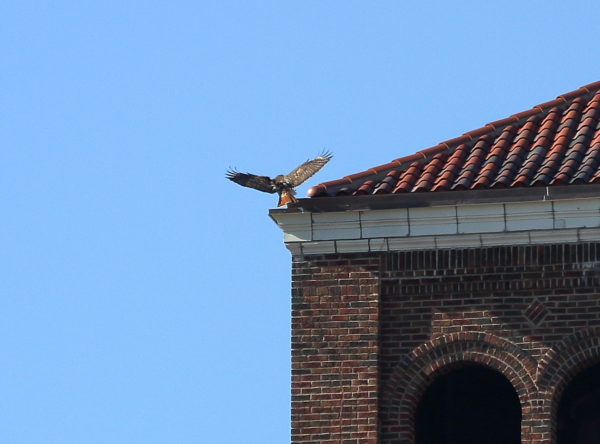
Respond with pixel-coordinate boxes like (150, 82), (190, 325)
(270, 196), (600, 255)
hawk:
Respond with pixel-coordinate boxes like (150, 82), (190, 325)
(226, 151), (333, 207)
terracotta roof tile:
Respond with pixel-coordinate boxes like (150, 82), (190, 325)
(308, 81), (600, 198)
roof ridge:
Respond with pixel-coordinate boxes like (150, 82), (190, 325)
(308, 80), (600, 197)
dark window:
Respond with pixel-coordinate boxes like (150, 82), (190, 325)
(557, 362), (600, 444)
(416, 365), (521, 444)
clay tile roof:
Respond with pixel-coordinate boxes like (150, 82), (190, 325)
(307, 81), (600, 198)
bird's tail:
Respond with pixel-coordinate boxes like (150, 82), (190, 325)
(278, 190), (298, 207)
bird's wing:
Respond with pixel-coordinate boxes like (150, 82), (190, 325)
(226, 170), (277, 194)
(286, 151), (333, 187)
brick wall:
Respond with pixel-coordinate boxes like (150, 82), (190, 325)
(291, 253), (380, 443)
(291, 242), (600, 443)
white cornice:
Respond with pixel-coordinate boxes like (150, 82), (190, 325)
(270, 196), (600, 255)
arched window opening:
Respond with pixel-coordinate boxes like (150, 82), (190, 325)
(415, 365), (521, 444)
(557, 362), (600, 444)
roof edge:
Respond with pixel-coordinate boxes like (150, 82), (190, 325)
(276, 183), (600, 214)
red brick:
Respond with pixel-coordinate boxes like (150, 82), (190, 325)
(291, 243), (600, 442)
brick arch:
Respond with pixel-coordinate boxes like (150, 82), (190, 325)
(380, 332), (538, 442)
(538, 327), (600, 388)
(538, 328), (600, 442)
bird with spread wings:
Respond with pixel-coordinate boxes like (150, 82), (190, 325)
(226, 151), (333, 207)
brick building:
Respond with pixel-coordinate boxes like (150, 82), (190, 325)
(271, 81), (600, 443)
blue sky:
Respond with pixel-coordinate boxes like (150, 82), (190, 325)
(2, 1), (600, 443)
